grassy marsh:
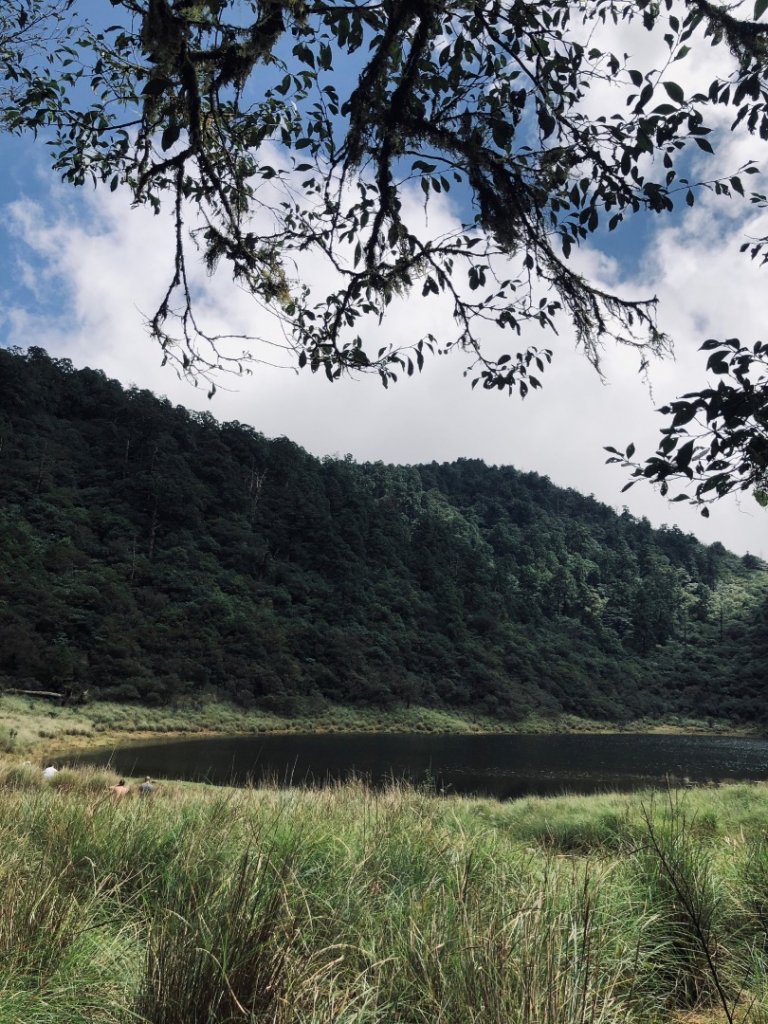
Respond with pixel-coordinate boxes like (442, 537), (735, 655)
(2, 761), (768, 1022)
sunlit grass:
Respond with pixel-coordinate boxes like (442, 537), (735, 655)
(0, 695), (753, 758)
(4, 761), (768, 1021)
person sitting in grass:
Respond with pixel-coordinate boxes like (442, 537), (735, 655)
(110, 778), (130, 797)
(138, 776), (155, 797)
(42, 762), (59, 779)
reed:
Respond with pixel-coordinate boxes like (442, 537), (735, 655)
(2, 765), (768, 1021)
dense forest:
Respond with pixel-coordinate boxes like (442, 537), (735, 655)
(1, 346), (767, 723)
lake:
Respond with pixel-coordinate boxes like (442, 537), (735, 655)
(67, 732), (768, 799)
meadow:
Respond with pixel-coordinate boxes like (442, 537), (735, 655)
(3, 760), (768, 1023)
(0, 694), (752, 758)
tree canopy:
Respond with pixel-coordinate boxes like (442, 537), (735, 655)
(3, 0), (768, 499)
(4, 345), (768, 722)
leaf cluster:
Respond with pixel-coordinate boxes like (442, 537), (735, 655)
(609, 338), (768, 512)
(4, 0), (760, 392)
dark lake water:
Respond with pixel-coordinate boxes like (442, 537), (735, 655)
(68, 732), (768, 800)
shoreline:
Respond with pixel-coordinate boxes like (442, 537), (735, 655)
(0, 695), (761, 759)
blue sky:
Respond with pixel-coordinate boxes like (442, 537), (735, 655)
(2, 2), (768, 558)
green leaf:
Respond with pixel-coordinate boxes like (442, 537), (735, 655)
(677, 440), (695, 469)
(636, 83), (654, 111)
(756, 0), (768, 20)
(161, 124), (180, 151)
(538, 106), (556, 140)
(662, 81), (685, 104)
(707, 355), (729, 374)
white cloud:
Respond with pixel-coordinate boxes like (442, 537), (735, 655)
(3, 19), (768, 559)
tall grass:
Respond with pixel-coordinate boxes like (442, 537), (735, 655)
(0, 694), (751, 758)
(4, 765), (768, 1021)
(0, 694), (548, 753)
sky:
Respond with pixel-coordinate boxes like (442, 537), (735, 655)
(2, 2), (768, 558)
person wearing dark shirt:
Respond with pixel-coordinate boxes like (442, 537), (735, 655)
(138, 776), (155, 797)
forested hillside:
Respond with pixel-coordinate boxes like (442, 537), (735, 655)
(1, 346), (767, 723)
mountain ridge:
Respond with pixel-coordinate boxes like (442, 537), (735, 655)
(2, 345), (767, 723)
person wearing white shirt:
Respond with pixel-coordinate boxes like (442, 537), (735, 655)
(42, 763), (59, 779)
